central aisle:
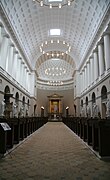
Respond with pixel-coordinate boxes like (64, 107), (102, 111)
(0, 122), (110, 180)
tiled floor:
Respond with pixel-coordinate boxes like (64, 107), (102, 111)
(0, 122), (110, 180)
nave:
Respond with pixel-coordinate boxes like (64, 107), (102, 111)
(0, 122), (110, 180)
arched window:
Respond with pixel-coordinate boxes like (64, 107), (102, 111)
(81, 100), (83, 107)
(4, 85), (11, 103)
(27, 99), (29, 109)
(92, 92), (96, 104)
(15, 92), (19, 106)
(101, 85), (107, 101)
(86, 97), (88, 106)
(4, 85), (10, 94)
(22, 96), (25, 107)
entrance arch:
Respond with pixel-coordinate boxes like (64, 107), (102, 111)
(101, 85), (107, 118)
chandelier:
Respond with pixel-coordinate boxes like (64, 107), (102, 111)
(33, 0), (74, 8)
(47, 81), (63, 86)
(40, 40), (71, 55)
(45, 67), (66, 76)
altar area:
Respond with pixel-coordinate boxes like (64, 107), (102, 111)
(47, 94), (63, 121)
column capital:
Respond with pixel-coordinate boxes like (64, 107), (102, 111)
(93, 48), (98, 53)
(97, 39), (104, 46)
(3, 34), (10, 39)
(89, 56), (93, 60)
(102, 31), (110, 37)
(14, 50), (18, 54)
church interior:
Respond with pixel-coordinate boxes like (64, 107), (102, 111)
(0, 0), (110, 179)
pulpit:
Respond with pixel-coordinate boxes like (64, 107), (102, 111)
(47, 93), (63, 121)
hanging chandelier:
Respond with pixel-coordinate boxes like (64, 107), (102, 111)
(33, 0), (74, 8)
(39, 40), (71, 55)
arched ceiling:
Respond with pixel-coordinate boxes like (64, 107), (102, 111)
(0, 0), (110, 90)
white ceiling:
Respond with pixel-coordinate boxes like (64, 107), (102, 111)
(0, 0), (110, 89)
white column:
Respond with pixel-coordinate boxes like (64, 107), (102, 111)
(12, 51), (18, 79)
(24, 66), (27, 88)
(86, 61), (89, 87)
(26, 70), (29, 91)
(98, 43), (105, 76)
(0, 35), (9, 70)
(93, 50), (99, 81)
(16, 57), (21, 83)
(86, 63), (88, 88)
(85, 65), (87, 90)
(20, 62), (25, 86)
(87, 60), (91, 87)
(0, 25), (2, 51)
(104, 33), (110, 71)
(28, 73), (31, 93)
(80, 72), (82, 93)
(6, 40), (12, 73)
(7, 44), (14, 76)
(90, 57), (94, 84)
(82, 69), (84, 91)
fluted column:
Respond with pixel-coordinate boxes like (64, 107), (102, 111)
(98, 42), (105, 76)
(93, 50), (99, 81)
(87, 61), (90, 87)
(86, 63), (88, 88)
(12, 51), (18, 79)
(0, 35), (9, 70)
(16, 57), (21, 83)
(104, 33), (110, 71)
(0, 25), (2, 50)
(7, 44), (14, 75)
(80, 72), (82, 93)
(85, 65), (87, 89)
(26, 70), (29, 91)
(82, 69), (84, 92)
(24, 66), (27, 88)
(90, 56), (94, 85)
(20, 62), (25, 86)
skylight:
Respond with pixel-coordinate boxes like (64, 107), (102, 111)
(48, 0), (63, 2)
(50, 29), (61, 36)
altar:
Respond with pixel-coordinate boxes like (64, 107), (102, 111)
(47, 93), (63, 121)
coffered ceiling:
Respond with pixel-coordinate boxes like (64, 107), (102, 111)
(0, 0), (110, 89)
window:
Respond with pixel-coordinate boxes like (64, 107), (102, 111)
(49, 29), (61, 36)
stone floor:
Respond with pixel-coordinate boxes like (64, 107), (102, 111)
(0, 122), (110, 180)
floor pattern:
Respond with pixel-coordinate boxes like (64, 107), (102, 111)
(0, 122), (110, 180)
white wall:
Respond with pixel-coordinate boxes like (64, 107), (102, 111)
(37, 88), (74, 117)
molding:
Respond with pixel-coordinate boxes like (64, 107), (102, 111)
(79, 5), (110, 70)
(0, 67), (31, 98)
(0, 4), (32, 72)
(81, 72), (110, 98)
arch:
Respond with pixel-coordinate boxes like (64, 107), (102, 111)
(81, 99), (83, 107)
(15, 92), (19, 103)
(86, 96), (88, 106)
(101, 85), (107, 101)
(92, 92), (96, 104)
(4, 85), (10, 94)
(22, 96), (25, 105)
(4, 85), (11, 103)
(101, 85), (107, 118)
(28, 99), (29, 105)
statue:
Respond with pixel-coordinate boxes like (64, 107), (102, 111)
(81, 107), (85, 117)
(26, 109), (28, 117)
(0, 99), (5, 117)
(86, 105), (91, 118)
(93, 104), (100, 118)
(106, 99), (110, 118)
(19, 105), (24, 117)
(13, 103), (17, 117)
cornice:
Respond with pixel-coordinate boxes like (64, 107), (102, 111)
(79, 5), (110, 71)
(0, 4), (32, 72)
